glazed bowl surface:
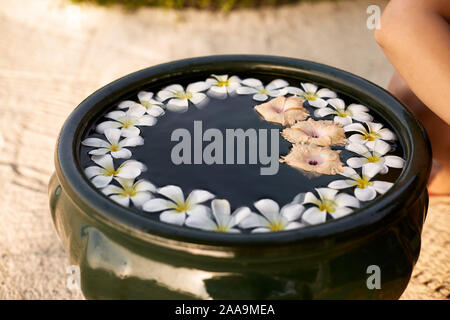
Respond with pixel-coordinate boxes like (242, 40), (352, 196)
(49, 55), (431, 299)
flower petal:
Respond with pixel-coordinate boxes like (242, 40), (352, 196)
(355, 186), (377, 201)
(362, 162), (382, 179)
(301, 207), (327, 225)
(101, 184), (124, 195)
(236, 86), (258, 95)
(110, 195), (130, 207)
(157, 185), (185, 203)
(230, 207), (251, 226)
(347, 157), (366, 168)
(167, 98), (189, 113)
(138, 115), (157, 126)
(254, 199), (280, 221)
(130, 192), (152, 208)
(384, 155), (405, 168)
(82, 137), (110, 148)
(280, 203), (304, 221)
(187, 189), (215, 205)
(110, 148), (132, 159)
(253, 93), (268, 101)
(239, 212), (265, 229)
(96, 121), (121, 134)
(134, 180), (156, 193)
(308, 98), (328, 108)
(372, 181), (393, 194)
(185, 214), (217, 231)
(189, 92), (207, 105)
(119, 136), (144, 148)
(187, 81), (210, 93)
(91, 175), (113, 188)
(159, 211), (186, 225)
(284, 222), (305, 230)
(85, 166), (104, 178)
(104, 128), (122, 145)
(316, 88), (337, 98)
(335, 193), (360, 208)
(91, 154), (114, 170)
(301, 83), (318, 94)
(143, 198), (174, 212)
(328, 179), (355, 189)
(329, 207), (353, 219)
(211, 199), (231, 227)
(266, 79), (289, 90)
(241, 78), (263, 88)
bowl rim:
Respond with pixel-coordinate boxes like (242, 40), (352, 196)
(55, 54), (431, 248)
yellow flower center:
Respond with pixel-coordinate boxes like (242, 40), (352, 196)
(141, 101), (152, 109)
(108, 144), (120, 152)
(367, 155), (379, 163)
(269, 221), (285, 232)
(174, 201), (190, 213)
(301, 92), (318, 101)
(318, 199), (336, 213)
(363, 132), (379, 141)
(121, 185), (137, 197)
(106, 169), (119, 177)
(217, 79), (230, 87)
(176, 91), (193, 100)
(337, 109), (351, 117)
(356, 177), (373, 189)
(259, 89), (269, 94)
(121, 120), (133, 129)
(214, 225), (229, 232)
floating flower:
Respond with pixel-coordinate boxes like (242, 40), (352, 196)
(142, 185), (215, 225)
(346, 140), (405, 174)
(280, 144), (344, 175)
(96, 108), (156, 137)
(285, 83), (337, 108)
(185, 199), (251, 233)
(328, 164), (393, 201)
(344, 122), (396, 145)
(118, 91), (165, 118)
(236, 78), (289, 101)
(101, 177), (156, 208)
(206, 74), (241, 99)
(84, 154), (146, 188)
(254, 96), (309, 126)
(281, 119), (347, 146)
(302, 188), (360, 224)
(314, 99), (373, 126)
(239, 199), (305, 232)
(82, 128), (144, 159)
(157, 82), (210, 113)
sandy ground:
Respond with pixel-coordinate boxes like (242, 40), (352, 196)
(0, 0), (448, 300)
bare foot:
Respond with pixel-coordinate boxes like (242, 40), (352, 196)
(388, 72), (450, 195)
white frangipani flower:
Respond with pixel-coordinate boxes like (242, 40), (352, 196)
(101, 177), (156, 208)
(96, 108), (156, 137)
(84, 154), (146, 188)
(118, 91), (165, 117)
(239, 199), (305, 232)
(344, 122), (396, 145)
(157, 82), (210, 113)
(314, 98), (373, 126)
(185, 199), (251, 233)
(286, 83), (337, 108)
(236, 78), (289, 101)
(82, 128), (143, 159)
(142, 185), (215, 225)
(206, 74), (241, 99)
(346, 140), (405, 174)
(328, 164), (393, 201)
(302, 188), (360, 225)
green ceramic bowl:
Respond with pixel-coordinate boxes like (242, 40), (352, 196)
(49, 55), (431, 299)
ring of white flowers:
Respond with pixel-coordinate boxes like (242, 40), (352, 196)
(81, 75), (405, 233)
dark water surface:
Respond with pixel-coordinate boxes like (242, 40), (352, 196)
(79, 75), (404, 218)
